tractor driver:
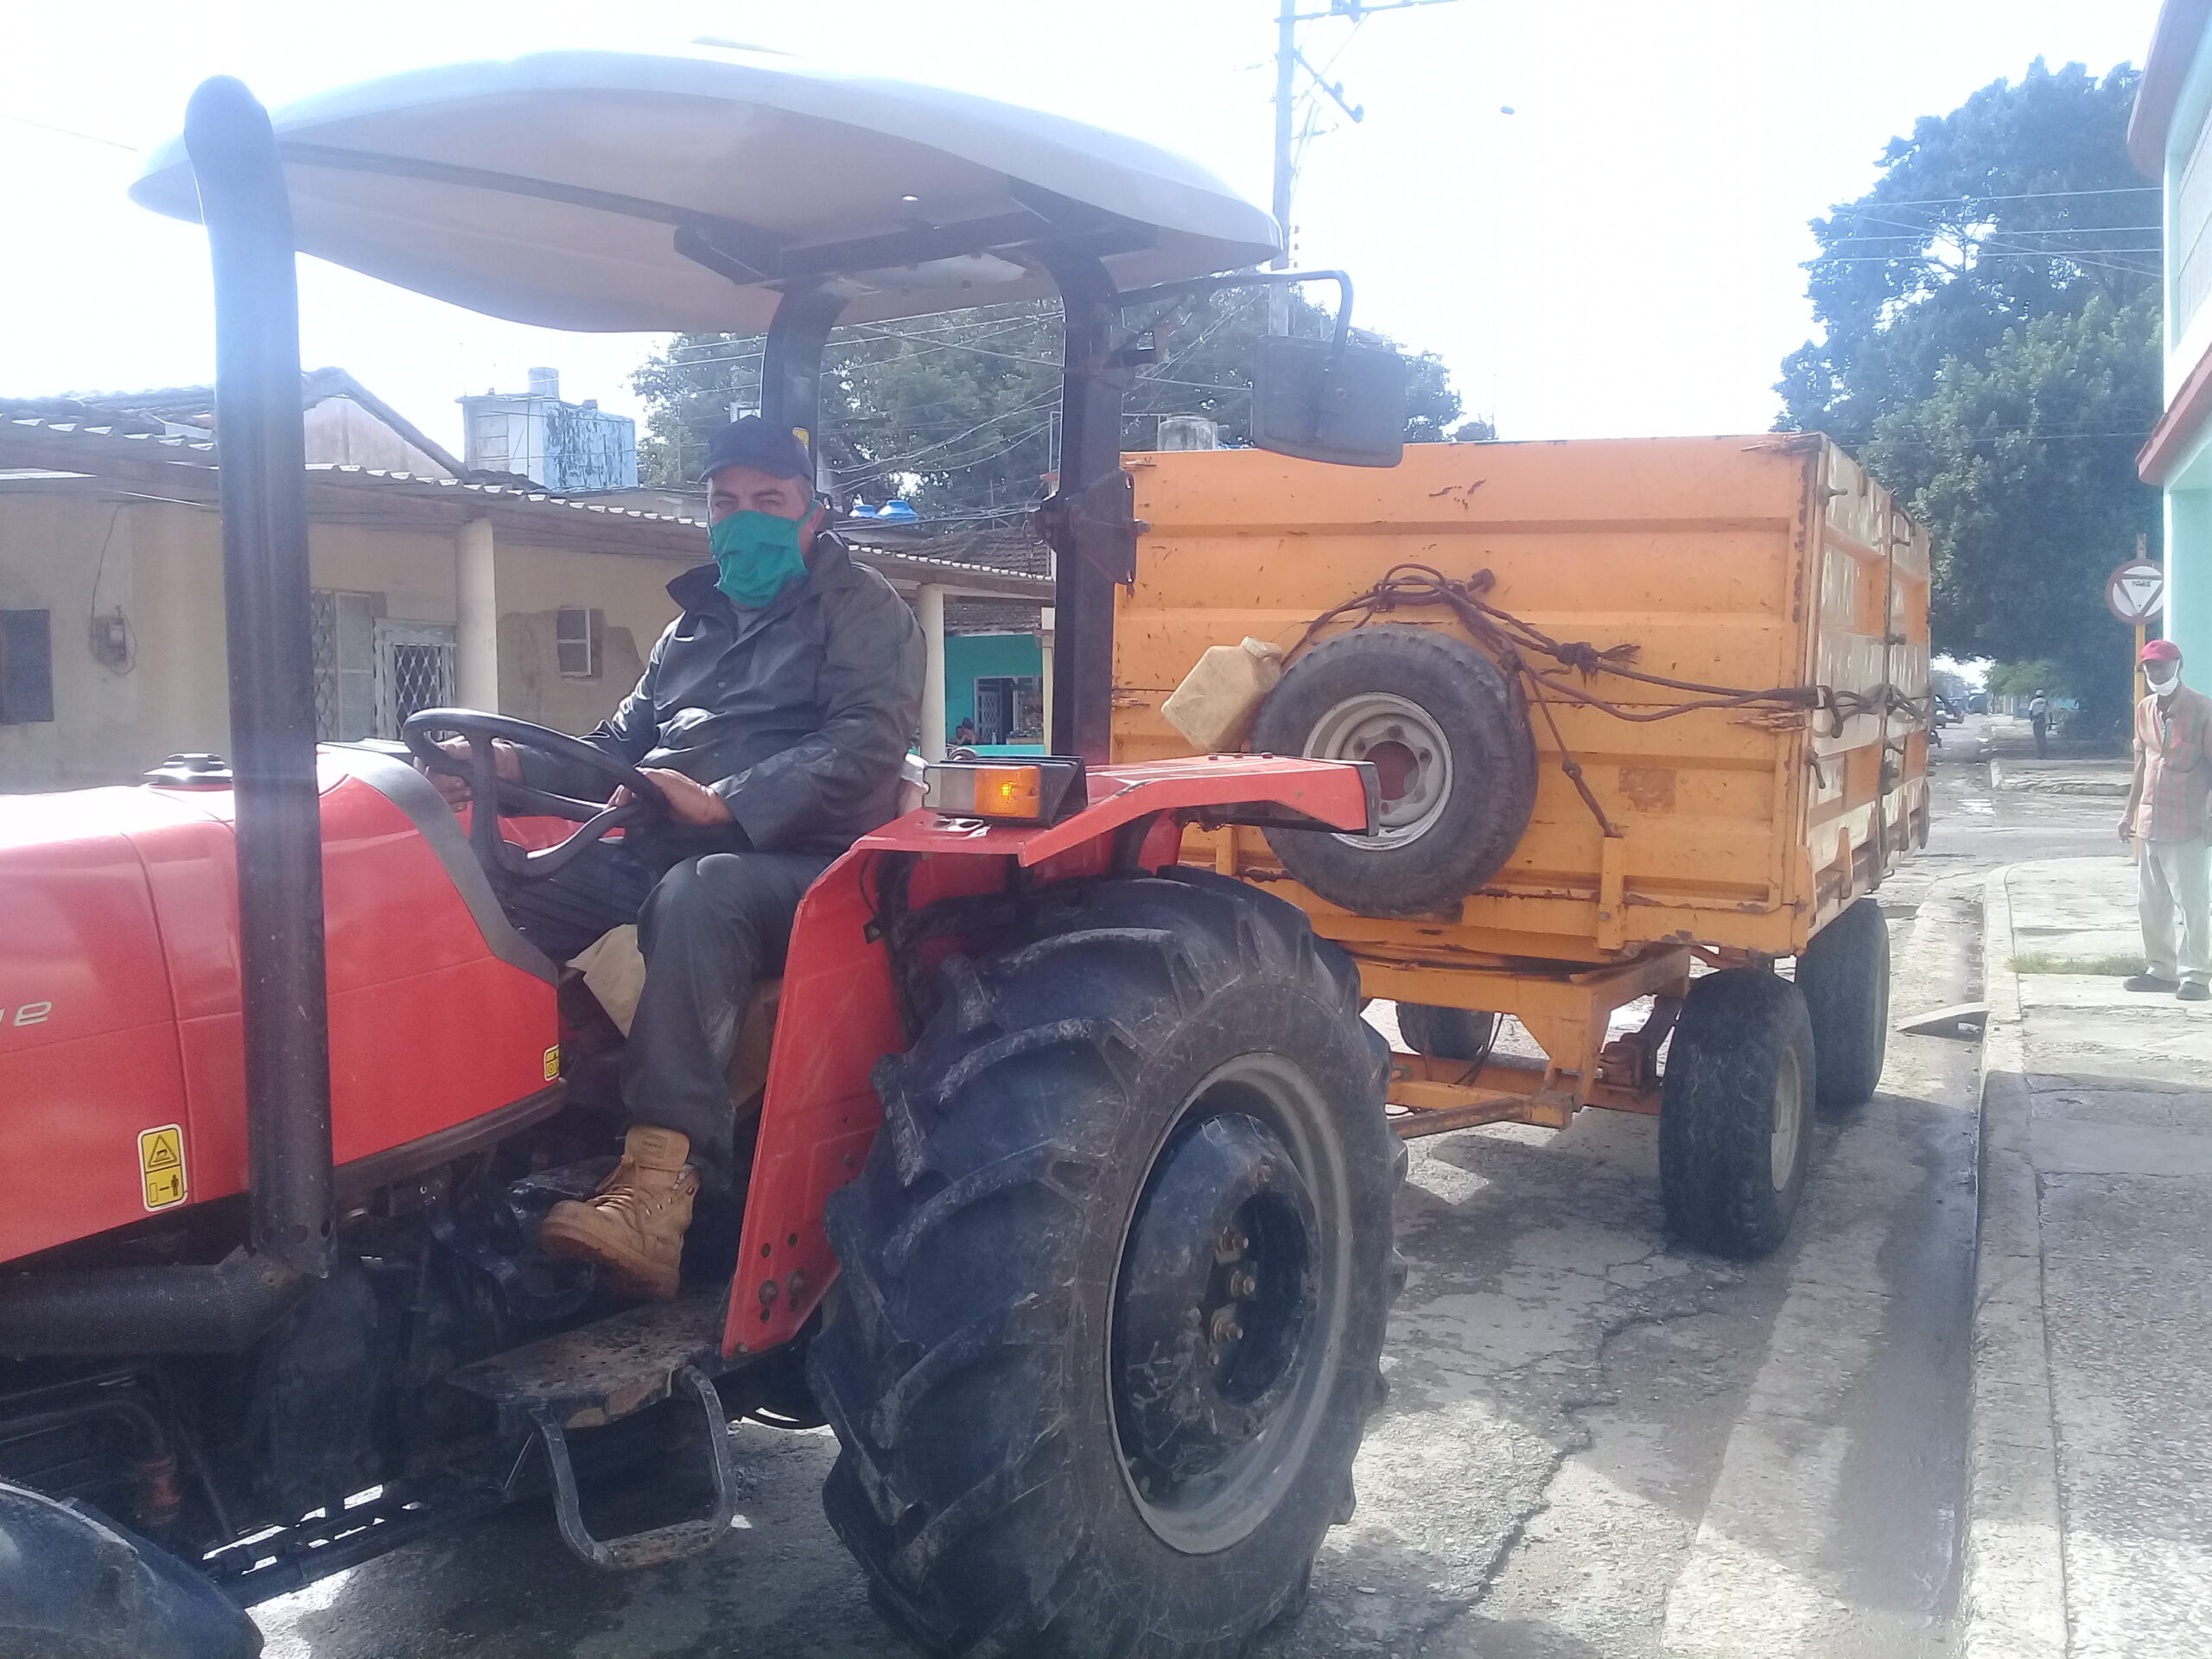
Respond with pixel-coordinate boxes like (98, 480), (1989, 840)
(435, 418), (925, 1299)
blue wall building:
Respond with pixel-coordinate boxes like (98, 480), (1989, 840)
(2134, 2), (2212, 665)
(944, 632), (1045, 753)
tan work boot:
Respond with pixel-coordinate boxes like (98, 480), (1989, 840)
(539, 1127), (700, 1301)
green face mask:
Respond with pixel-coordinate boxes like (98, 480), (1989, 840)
(710, 508), (812, 608)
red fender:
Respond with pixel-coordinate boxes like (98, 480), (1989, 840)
(724, 755), (1370, 1355)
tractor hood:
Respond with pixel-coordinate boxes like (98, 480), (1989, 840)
(129, 46), (1282, 331)
(0, 750), (556, 1267)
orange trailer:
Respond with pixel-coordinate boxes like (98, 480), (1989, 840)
(1112, 433), (1929, 1255)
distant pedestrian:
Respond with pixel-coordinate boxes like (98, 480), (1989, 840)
(2122, 640), (2212, 1001)
(2028, 688), (2050, 758)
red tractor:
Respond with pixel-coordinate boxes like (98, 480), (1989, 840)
(0, 54), (1414, 1659)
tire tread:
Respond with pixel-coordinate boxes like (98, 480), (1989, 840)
(809, 876), (1400, 1657)
(1796, 898), (1890, 1112)
(1658, 969), (1815, 1259)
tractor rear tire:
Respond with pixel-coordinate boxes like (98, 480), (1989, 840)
(810, 869), (1402, 1659)
(1658, 969), (1814, 1260)
(1795, 898), (1890, 1114)
(1250, 626), (1537, 918)
(1395, 1004), (1500, 1067)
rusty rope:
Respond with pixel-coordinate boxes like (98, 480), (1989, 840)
(1289, 564), (1931, 838)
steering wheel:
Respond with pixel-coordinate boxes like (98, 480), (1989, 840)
(402, 709), (673, 883)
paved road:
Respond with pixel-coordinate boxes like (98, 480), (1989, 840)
(256, 717), (2116, 1658)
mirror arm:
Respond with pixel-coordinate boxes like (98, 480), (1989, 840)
(1115, 269), (1356, 354)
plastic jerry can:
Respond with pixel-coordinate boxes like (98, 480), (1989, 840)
(1160, 637), (1287, 753)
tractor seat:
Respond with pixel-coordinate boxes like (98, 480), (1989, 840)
(567, 926), (781, 1109)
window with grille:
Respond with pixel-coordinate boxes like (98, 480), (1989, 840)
(971, 675), (1045, 745)
(311, 591), (378, 741)
(556, 607), (598, 677)
(0, 611), (54, 724)
(373, 620), (456, 739)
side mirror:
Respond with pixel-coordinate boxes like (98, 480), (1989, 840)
(1250, 334), (1408, 467)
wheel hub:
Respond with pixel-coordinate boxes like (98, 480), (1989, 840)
(1303, 692), (1452, 848)
(1111, 1113), (1319, 1513)
(1770, 1043), (1804, 1190)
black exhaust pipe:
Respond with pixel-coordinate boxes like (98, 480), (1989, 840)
(0, 79), (328, 1357)
(0, 1251), (308, 1357)
(189, 74), (336, 1279)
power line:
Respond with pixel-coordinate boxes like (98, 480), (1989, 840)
(656, 317), (1063, 379)
(849, 417), (1056, 487)
(845, 331), (1059, 372)
(659, 304), (1260, 414)
(1822, 185), (2159, 212)
(1131, 289), (1265, 400)
(1823, 207), (2161, 253)
(648, 275), (1282, 480)
(1882, 430), (2153, 443)
(1824, 226), (2162, 239)
(836, 390), (1060, 485)
(1814, 250), (2159, 260)
(656, 311), (1056, 365)
(0, 111), (137, 150)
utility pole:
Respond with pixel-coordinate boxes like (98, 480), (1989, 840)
(1268, 0), (1300, 335)
(1268, 0), (1463, 333)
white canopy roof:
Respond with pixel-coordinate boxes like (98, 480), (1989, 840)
(130, 48), (1282, 332)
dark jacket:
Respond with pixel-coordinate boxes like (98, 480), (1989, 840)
(530, 533), (925, 856)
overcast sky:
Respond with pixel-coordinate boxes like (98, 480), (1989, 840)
(0, 0), (2163, 457)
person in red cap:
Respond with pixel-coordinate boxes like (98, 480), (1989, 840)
(2122, 637), (2212, 1000)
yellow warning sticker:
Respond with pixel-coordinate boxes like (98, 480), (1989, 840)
(139, 1124), (187, 1211)
(543, 1046), (562, 1082)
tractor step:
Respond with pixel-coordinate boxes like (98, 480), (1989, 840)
(447, 1290), (747, 1571)
(446, 1286), (733, 1431)
(537, 1362), (742, 1571)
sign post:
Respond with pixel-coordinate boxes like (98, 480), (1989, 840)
(2106, 541), (2166, 704)
(2105, 540), (2164, 866)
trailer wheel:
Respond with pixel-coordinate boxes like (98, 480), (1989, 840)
(810, 869), (1401, 1659)
(1251, 626), (1537, 918)
(1793, 898), (1889, 1113)
(1395, 1004), (1500, 1067)
(1659, 969), (1814, 1259)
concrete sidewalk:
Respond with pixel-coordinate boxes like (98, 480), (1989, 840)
(1978, 718), (2133, 798)
(1986, 760), (2131, 800)
(1967, 858), (2212, 1657)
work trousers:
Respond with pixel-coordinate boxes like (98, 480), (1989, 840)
(2031, 715), (2049, 759)
(2139, 836), (2212, 986)
(504, 840), (835, 1187)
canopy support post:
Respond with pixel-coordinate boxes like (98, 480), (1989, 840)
(760, 283), (845, 486)
(1036, 250), (1135, 764)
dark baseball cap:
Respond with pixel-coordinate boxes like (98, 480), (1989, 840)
(699, 416), (812, 482)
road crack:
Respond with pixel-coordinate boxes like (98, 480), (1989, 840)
(1387, 1245), (1738, 1653)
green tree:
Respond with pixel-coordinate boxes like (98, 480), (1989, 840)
(1778, 59), (2153, 444)
(1864, 298), (2158, 725)
(1986, 659), (2074, 699)
(633, 293), (1476, 517)
(1774, 59), (2161, 730)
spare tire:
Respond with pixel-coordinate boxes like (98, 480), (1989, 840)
(1396, 1004), (1500, 1066)
(1251, 625), (1537, 918)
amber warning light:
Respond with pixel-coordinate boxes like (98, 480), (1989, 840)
(923, 758), (1087, 823)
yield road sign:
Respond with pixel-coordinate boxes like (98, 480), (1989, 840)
(2106, 559), (2165, 626)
